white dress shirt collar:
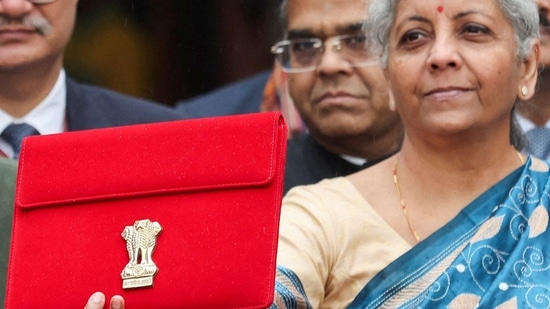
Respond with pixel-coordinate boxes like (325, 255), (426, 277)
(516, 111), (550, 132)
(0, 69), (67, 157)
(340, 154), (367, 166)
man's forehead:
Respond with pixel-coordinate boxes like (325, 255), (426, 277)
(286, 0), (368, 34)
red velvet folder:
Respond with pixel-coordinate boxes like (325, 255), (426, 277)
(6, 112), (287, 308)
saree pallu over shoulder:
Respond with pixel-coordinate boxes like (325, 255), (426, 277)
(349, 157), (550, 309)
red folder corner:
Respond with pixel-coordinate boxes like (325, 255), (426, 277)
(6, 112), (287, 308)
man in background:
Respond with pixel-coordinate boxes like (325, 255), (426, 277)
(275, 0), (402, 193)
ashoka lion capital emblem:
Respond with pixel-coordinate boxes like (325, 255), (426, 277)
(121, 219), (162, 289)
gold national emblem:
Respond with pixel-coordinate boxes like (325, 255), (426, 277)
(121, 219), (162, 289)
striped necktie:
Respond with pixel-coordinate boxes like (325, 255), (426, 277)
(1, 123), (40, 159)
(527, 127), (550, 159)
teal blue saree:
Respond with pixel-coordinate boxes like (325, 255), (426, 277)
(349, 157), (550, 308)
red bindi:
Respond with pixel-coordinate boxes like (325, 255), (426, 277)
(437, 6), (444, 13)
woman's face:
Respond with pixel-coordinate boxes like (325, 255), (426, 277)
(386, 0), (538, 137)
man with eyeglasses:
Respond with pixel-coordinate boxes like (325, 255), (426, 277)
(84, 0), (402, 308)
(0, 0), (183, 160)
(276, 0), (402, 195)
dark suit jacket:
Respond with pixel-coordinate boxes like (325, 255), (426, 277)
(66, 77), (185, 130)
(174, 70), (271, 118)
(0, 77), (185, 304)
(284, 134), (391, 194)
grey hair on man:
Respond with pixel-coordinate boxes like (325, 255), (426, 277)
(279, 0), (289, 32)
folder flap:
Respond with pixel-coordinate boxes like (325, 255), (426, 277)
(16, 112), (287, 208)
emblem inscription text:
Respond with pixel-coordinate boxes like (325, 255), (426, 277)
(121, 219), (162, 289)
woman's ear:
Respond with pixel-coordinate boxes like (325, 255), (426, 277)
(518, 39), (541, 101)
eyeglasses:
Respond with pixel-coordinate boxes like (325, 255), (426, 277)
(27, 0), (59, 3)
(271, 33), (378, 73)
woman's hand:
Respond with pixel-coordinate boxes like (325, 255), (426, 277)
(84, 292), (125, 309)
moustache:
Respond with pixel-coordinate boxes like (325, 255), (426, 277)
(0, 15), (52, 35)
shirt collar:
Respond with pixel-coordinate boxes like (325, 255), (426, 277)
(515, 112), (550, 132)
(0, 70), (66, 157)
(340, 154), (367, 166)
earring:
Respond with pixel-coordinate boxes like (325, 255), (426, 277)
(521, 86), (529, 97)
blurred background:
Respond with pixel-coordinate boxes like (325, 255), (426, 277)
(64, 0), (282, 106)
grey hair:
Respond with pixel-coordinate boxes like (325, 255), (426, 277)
(367, 0), (540, 64)
(279, 0), (289, 34)
(366, 0), (540, 151)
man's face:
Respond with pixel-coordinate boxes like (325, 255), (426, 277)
(537, 0), (550, 67)
(0, 0), (78, 71)
(285, 0), (399, 145)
